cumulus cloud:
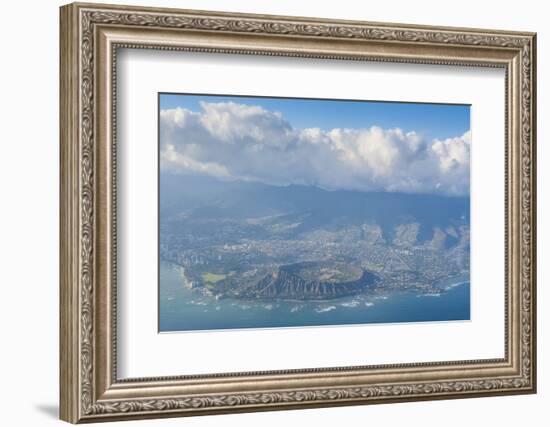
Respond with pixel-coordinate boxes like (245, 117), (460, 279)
(160, 101), (470, 196)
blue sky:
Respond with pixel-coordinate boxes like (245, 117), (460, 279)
(159, 93), (470, 142)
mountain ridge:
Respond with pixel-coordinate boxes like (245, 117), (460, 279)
(160, 172), (469, 244)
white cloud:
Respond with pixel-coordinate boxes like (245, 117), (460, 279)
(160, 102), (470, 196)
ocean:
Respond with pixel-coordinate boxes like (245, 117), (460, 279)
(159, 262), (470, 332)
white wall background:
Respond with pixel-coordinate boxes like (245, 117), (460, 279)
(0, 0), (545, 426)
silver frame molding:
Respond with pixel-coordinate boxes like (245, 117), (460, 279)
(60, 2), (537, 423)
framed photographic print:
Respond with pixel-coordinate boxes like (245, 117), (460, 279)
(157, 94), (472, 332)
(60, 2), (537, 423)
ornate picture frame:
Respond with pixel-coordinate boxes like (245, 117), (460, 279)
(60, 2), (536, 423)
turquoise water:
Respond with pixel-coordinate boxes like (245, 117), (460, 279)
(159, 262), (470, 332)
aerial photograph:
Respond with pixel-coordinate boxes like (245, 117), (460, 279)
(158, 93), (471, 332)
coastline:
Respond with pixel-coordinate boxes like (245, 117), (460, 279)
(160, 261), (470, 332)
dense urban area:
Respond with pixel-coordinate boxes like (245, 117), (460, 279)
(160, 175), (470, 301)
